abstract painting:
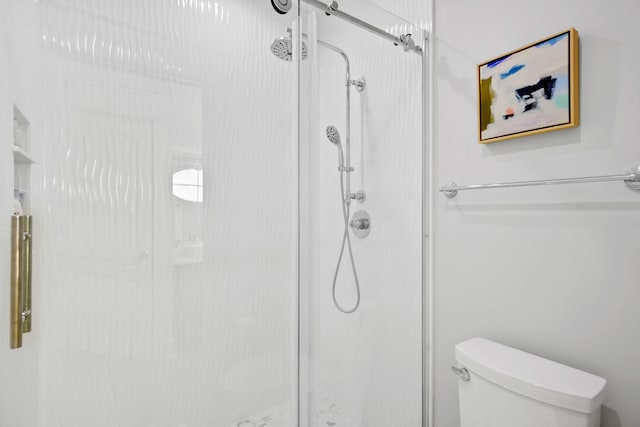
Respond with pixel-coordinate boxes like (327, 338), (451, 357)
(478, 28), (579, 143)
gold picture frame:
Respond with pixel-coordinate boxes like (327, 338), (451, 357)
(478, 28), (579, 144)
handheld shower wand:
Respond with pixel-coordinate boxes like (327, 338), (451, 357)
(326, 125), (361, 314)
(326, 125), (344, 168)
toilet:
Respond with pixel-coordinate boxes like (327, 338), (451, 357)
(453, 337), (607, 427)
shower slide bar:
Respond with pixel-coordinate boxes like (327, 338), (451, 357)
(440, 165), (640, 198)
(301, 0), (423, 55)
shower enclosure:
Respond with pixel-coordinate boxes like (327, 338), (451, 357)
(0, 1), (428, 426)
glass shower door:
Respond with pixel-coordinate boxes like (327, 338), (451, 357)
(1, 0), (425, 425)
(36, 1), (302, 426)
(296, 2), (426, 426)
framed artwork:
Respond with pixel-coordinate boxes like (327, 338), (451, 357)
(478, 28), (579, 144)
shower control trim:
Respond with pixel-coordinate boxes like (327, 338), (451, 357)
(350, 210), (371, 238)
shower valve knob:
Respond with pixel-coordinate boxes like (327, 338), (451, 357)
(351, 219), (369, 230)
(350, 219), (369, 230)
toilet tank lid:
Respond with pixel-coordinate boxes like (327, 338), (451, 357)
(455, 338), (606, 414)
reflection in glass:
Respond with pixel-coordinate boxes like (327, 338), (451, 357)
(173, 168), (204, 203)
(172, 152), (204, 266)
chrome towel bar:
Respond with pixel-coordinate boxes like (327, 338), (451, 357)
(440, 165), (640, 198)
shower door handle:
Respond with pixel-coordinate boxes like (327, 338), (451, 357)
(21, 215), (32, 333)
(10, 214), (33, 349)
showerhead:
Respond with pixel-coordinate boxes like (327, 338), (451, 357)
(326, 125), (344, 167)
(326, 125), (342, 145)
(270, 37), (308, 62)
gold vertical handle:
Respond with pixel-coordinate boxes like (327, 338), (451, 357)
(10, 215), (32, 348)
(10, 214), (23, 349)
(22, 215), (32, 333)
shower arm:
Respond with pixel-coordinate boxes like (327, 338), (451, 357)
(286, 27), (360, 88)
(287, 28), (358, 204)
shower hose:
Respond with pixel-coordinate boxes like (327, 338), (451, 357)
(331, 168), (361, 314)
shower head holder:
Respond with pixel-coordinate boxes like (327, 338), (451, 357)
(350, 77), (366, 92)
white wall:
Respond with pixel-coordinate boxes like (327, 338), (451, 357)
(433, 1), (640, 426)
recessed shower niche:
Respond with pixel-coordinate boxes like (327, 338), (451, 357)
(13, 106), (34, 214)
(11, 105), (34, 349)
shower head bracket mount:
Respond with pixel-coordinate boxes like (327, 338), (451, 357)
(350, 77), (366, 92)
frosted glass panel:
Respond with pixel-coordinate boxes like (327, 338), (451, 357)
(37, 0), (298, 426)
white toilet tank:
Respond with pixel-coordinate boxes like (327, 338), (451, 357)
(454, 338), (606, 427)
